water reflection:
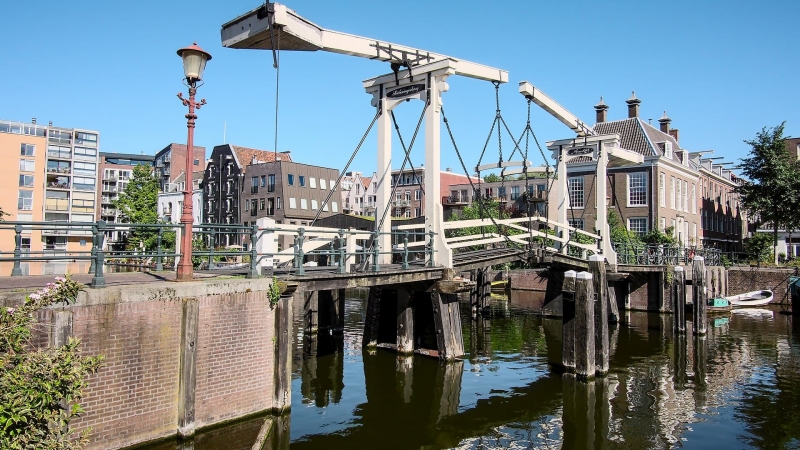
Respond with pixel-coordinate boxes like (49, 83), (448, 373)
(141, 288), (800, 450)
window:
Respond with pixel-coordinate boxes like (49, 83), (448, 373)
(300, 198), (308, 210)
(568, 218), (584, 230)
(628, 217), (648, 234)
(245, 199), (251, 211)
(299, 176), (306, 187)
(395, 192), (402, 201)
(74, 147), (96, 157)
(330, 180), (335, 191)
(692, 223), (697, 242)
(628, 173), (647, 206)
(268, 174), (275, 192)
(18, 175), (34, 187)
(405, 209), (411, 218)
(194, 159), (200, 166)
(682, 180), (688, 212)
(567, 177), (584, 208)
(691, 184), (697, 214)
(18, 190), (33, 210)
(72, 199), (94, 213)
(405, 191), (411, 201)
(511, 186), (520, 200)
(266, 198), (274, 215)
(311, 199), (318, 210)
(320, 179), (327, 190)
(659, 173), (665, 207)
(332, 201), (338, 212)
(251, 176), (258, 193)
(75, 132), (97, 147)
(415, 207), (422, 217)
(288, 174), (295, 186)
(20, 143), (35, 156)
(276, 197), (282, 209)
(260, 198), (266, 211)
(660, 217), (666, 231)
(323, 202), (329, 212)
(261, 175), (266, 188)
(73, 177), (95, 191)
(289, 197), (297, 209)
(310, 177), (317, 189)
(670, 176), (676, 210)
(19, 159), (35, 172)
(395, 208), (402, 217)
(664, 141), (673, 159)
(498, 187), (507, 199)
(73, 162), (96, 176)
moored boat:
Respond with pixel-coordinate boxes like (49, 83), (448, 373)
(726, 290), (773, 306)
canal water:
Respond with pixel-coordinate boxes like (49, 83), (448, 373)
(143, 290), (800, 450)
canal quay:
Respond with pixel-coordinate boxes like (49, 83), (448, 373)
(134, 288), (800, 450)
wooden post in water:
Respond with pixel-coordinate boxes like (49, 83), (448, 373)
(561, 270), (577, 372)
(303, 291), (319, 336)
(273, 292), (293, 414)
(397, 288), (414, 354)
(432, 292), (465, 360)
(574, 272), (596, 379)
(363, 287), (382, 348)
(673, 267), (686, 333)
(692, 257), (707, 335)
(588, 255), (609, 376)
(177, 298), (199, 438)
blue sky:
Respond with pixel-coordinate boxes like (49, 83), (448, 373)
(1, 0), (798, 176)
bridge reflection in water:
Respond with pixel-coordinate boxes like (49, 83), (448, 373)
(143, 290), (800, 450)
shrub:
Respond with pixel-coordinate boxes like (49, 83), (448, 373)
(0, 276), (103, 449)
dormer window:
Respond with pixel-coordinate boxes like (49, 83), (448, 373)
(664, 141), (673, 159)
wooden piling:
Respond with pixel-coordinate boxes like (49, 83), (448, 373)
(431, 292), (464, 360)
(363, 287), (382, 348)
(588, 255), (609, 376)
(673, 267), (686, 334)
(692, 257), (707, 335)
(574, 272), (596, 379)
(397, 288), (414, 354)
(177, 298), (199, 438)
(303, 291), (319, 335)
(562, 270), (577, 372)
(273, 292), (293, 414)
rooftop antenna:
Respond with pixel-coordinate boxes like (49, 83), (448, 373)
(223, 121), (227, 144)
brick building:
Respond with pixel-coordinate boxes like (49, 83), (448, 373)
(154, 143), (206, 192)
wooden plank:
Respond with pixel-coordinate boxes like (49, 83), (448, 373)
(431, 292), (464, 360)
(562, 271), (577, 372)
(447, 236), (507, 249)
(588, 256), (609, 376)
(446, 233), (500, 243)
(476, 160), (531, 171)
(273, 293), (292, 413)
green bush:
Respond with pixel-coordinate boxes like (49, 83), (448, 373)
(0, 276), (103, 449)
(745, 233), (774, 263)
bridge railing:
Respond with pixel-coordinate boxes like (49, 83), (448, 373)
(612, 242), (722, 266)
(405, 215), (603, 260)
(0, 220), (439, 286)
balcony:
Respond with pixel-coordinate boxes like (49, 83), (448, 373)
(46, 181), (70, 190)
(47, 149), (72, 160)
(45, 199), (70, 211)
(524, 190), (548, 202)
(443, 196), (468, 205)
(47, 167), (71, 175)
(102, 185), (118, 193)
(103, 175), (118, 181)
(392, 199), (411, 207)
(101, 208), (116, 216)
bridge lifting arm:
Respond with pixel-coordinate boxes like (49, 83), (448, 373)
(221, 2), (508, 83)
(518, 81), (595, 137)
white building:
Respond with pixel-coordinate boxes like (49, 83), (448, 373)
(157, 171), (203, 226)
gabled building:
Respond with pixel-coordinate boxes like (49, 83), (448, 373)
(341, 171), (372, 216)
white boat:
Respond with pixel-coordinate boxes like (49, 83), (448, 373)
(725, 290), (773, 307)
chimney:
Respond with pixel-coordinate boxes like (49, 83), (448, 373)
(626, 91), (641, 118)
(31, 118), (36, 124)
(48, 121), (53, 126)
(594, 97), (608, 123)
(669, 129), (680, 143)
(446, 167), (452, 172)
(658, 111), (671, 133)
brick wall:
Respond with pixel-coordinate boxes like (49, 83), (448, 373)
(71, 300), (183, 449)
(195, 292), (274, 428)
(727, 267), (798, 302)
(23, 278), (281, 450)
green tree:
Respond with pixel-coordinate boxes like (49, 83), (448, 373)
(736, 123), (800, 264)
(0, 276), (103, 449)
(483, 173), (501, 183)
(745, 232), (774, 264)
(113, 165), (164, 251)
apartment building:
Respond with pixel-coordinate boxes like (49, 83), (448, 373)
(695, 154), (746, 251)
(386, 167), (479, 219)
(0, 118), (101, 256)
(445, 177), (550, 217)
(203, 144), (292, 246)
(97, 152), (154, 244)
(154, 143), (206, 192)
(341, 171), (373, 216)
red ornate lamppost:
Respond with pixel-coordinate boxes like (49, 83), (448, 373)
(176, 43), (211, 281)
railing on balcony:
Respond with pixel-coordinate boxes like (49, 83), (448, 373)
(47, 149), (72, 159)
(393, 199), (411, 207)
(525, 190), (548, 201)
(45, 199), (70, 211)
(47, 181), (70, 189)
(101, 208), (116, 216)
(102, 185), (118, 193)
(47, 167), (71, 174)
(442, 196), (468, 205)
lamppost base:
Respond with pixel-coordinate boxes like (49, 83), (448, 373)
(176, 271), (194, 282)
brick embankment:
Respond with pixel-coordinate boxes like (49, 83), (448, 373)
(8, 276), (282, 450)
(727, 266), (798, 303)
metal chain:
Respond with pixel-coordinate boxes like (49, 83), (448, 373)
(273, 27), (281, 154)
